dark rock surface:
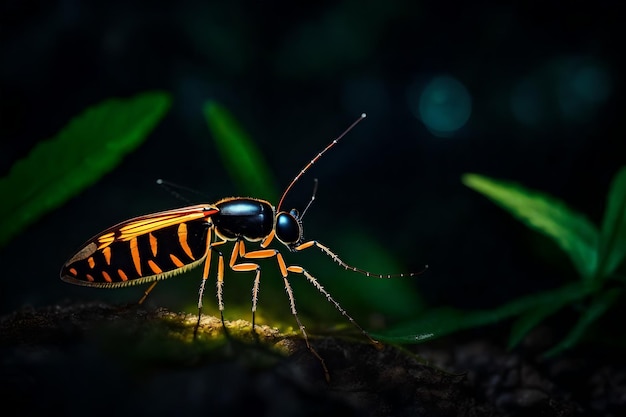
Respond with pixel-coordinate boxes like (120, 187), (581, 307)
(1, 302), (624, 416)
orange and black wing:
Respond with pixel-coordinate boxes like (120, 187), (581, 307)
(61, 204), (219, 288)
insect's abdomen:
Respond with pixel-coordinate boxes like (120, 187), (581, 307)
(213, 198), (274, 241)
(61, 218), (211, 288)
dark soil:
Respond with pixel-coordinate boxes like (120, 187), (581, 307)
(1, 302), (624, 416)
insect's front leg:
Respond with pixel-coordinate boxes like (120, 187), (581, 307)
(266, 253), (330, 381)
(234, 241), (331, 380)
(285, 241), (383, 349)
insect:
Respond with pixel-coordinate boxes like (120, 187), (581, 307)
(61, 113), (423, 379)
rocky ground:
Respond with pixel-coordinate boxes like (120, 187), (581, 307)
(1, 302), (624, 416)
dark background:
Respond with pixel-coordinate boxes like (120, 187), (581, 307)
(1, 1), (623, 328)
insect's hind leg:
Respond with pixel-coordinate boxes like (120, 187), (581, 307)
(138, 281), (159, 305)
(195, 239), (227, 338)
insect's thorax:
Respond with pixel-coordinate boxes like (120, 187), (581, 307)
(213, 198), (275, 242)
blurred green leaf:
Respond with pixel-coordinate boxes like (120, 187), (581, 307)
(380, 172), (624, 352)
(597, 166), (626, 280)
(0, 91), (171, 247)
(507, 282), (596, 349)
(462, 173), (599, 281)
(508, 302), (564, 350)
(203, 101), (277, 202)
(375, 281), (594, 344)
(543, 287), (622, 357)
(373, 306), (492, 344)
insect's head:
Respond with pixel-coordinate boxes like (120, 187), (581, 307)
(275, 209), (303, 251)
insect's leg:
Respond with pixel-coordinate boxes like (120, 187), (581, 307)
(286, 262), (382, 349)
(194, 247), (214, 337)
(251, 267), (261, 334)
(237, 246), (333, 380)
(273, 253), (330, 381)
(260, 229), (275, 248)
(293, 240), (422, 278)
(195, 228), (227, 336)
(213, 244), (227, 324)
(229, 240), (278, 332)
(138, 281), (158, 305)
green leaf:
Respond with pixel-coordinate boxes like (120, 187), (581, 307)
(0, 91), (171, 247)
(462, 173), (599, 281)
(507, 282), (594, 349)
(597, 166), (626, 280)
(373, 305), (516, 344)
(543, 287), (622, 357)
(203, 101), (277, 202)
(376, 281), (595, 344)
(508, 303), (564, 350)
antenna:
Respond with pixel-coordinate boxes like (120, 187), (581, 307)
(277, 113), (367, 211)
(299, 178), (319, 220)
(156, 179), (206, 205)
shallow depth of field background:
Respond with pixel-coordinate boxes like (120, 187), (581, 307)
(1, 1), (623, 329)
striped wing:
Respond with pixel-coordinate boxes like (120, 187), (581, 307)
(61, 204), (219, 288)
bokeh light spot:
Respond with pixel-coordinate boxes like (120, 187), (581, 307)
(572, 64), (611, 103)
(557, 59), (611, 121)
(409, 76), (472, 137)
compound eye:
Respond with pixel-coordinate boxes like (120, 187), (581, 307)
(276, 211), (301, 245)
